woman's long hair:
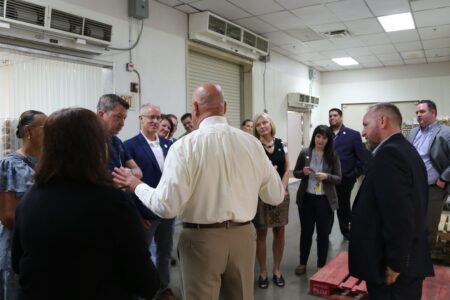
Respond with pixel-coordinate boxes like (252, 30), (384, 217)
(309, 125), (337, 167)
(35, 108), (112, 186)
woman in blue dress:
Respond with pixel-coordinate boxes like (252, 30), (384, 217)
(0, 110), (47, 300)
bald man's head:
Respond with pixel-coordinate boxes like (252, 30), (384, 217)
(191, 83), (227, 128)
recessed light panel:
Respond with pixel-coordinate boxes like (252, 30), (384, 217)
(332, 57), (359, 66)
(378, 13), (415, 32)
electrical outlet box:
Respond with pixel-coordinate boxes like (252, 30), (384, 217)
(130, 82), (139, 93)
(128, 0), (149, 20)
(126, 63), (134, 72)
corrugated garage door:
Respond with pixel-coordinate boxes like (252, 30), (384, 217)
(187, 50), (242, 128)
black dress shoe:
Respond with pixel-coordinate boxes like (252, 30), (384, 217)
(258, 276), (269, 289)
(272, 274), (285, 287)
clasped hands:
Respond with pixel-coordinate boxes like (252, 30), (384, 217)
(112, 167), (142, 192)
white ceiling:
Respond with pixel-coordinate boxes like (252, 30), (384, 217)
(156, 0), (450, 72)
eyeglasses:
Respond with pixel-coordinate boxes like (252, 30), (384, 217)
(141, 115), (161, 121)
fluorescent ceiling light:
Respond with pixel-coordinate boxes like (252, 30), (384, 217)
(378, 12), (415, 32)
(332, 57), (359, 66)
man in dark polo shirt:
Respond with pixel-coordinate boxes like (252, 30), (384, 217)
(329, 108), (365, 240)
(97, 94), (142, 181)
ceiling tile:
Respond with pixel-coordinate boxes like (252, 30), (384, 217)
(227, 0), (284, 15)
(292, 4), (340, 26)
(180, 0), (200, 3)
(418, 24), (450, 40)
(383, 60), (405, 66)
(331, 37), (365, 48)
(259, 11), (306, 30)
(320, 64), (346, 71)
(414, 7), (450, 28)
(326, 0), (373, 21)
(277, 0), (340, 10)
(425, 47), (450, 58)
(310, 22), (347, 33)
(280, 42), (316, 53)
(358, 33), (391, 45)
(352, 55), (380, 62)
(286, 27), (324, 42)
(346, 47), (373, 56)
(175, 4), (200, 13)
(400, 50), (425, 59)
(303, 39), (336, 51)
(320, 49), (349, 58)
(344, 18), (384, 35)
(345, 64), (363, 69)
(263, 31), (301, 45)
(404, 58), (427, 64)
(427, 55), (450, 62)
(422, 38), (450, 50)
(394, 41), (423, 51)
(361, 61), (384, 68)
(299, 52), (329, 60)
(369, 44), (397, 54)
(190, 0), (250, 20)
(365, 0), (411, 17)
(271, 46), (296, 56)
(376, 52), (402, 61)
(234, 17), (278, 33)
(411, 0), (450, 11)
(387, 30), (420, 43)
(158, 0), (183, 6)
(312, 59), (337, 67)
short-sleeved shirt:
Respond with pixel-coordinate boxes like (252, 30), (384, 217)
(0, 151), (36, 270)
(107, 136), (132, 172)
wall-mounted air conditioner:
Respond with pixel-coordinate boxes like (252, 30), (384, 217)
(287, 93), (319, 109)
(0, 0), (112, 56)
(189, 11), (269, 61)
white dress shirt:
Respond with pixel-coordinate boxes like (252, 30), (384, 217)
(135, 116), (284, 223)
(141, 132), (165, 172)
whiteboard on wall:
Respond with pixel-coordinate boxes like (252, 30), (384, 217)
(342, 101), (418, 134)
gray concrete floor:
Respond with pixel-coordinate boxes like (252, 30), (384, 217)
(166, 180), (349, 299)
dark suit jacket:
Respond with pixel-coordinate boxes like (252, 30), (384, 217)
(124, 133), (172, 221)
(333, 125), (365, 179)
(293, 148), (342, 210)
(408, 122), (450, 193)
(12, 178), (159, 300)
(349, 133), (434, 284)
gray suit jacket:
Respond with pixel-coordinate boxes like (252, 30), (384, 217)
(293, 148), (342, 210)
(408, 122), (450, 193)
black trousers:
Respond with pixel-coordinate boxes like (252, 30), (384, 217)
(331, 176), (356, 237)
(298, 193), (333, 268)
(366, 276), (424, 300)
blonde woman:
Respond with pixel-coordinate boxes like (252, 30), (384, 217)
(253, 113), (290, 288)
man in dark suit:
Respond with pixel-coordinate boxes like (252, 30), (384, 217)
(407, 100), (450, 251)
(349, 103), (434, 300)
(329, 108), (365, 240)
(124, 104), (175, 300)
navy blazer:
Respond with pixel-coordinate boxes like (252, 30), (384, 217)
(333, 125), (365, 179)
(124, 133), (172, 221)
(349, 133), (434, 284)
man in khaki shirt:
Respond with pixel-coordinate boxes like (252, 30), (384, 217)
(113, 82), (284, 300)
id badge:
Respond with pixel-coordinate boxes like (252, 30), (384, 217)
(314, 182), (322, 194)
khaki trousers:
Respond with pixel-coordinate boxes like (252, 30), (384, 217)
(177, 223), (256, 300)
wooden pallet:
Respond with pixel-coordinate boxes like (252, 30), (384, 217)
(310, 251), (450, 299)
(433, 212), (450, 265)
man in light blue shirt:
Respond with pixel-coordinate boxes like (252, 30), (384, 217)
(408, 100), (450, 251)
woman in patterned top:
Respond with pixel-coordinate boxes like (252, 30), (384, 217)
(253, 113), (290, 289)
(0, 110), (47, 299)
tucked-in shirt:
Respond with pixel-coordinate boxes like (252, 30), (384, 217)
(413, 122), (441, 185)
(134, 116), (285, 223)
(0, 151), (36, 270)
(141, 132), (165, 172)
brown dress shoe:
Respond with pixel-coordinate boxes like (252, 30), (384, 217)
(156, 288), (178, 300)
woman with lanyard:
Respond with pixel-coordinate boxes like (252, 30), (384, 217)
(0, 110), (47, 299)
(293, 125), (341, 275)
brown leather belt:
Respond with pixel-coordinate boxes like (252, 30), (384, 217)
(183, 220), (251, 229)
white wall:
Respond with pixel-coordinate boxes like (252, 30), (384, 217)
(252, 52), (320, 141)
(45, 0), (188, 140)
(319, 62), (450, 129)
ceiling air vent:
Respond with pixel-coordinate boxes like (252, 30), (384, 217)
(1, 0), (5, 18)
(50, 9), (83, 35)
(243, 31), (256, 47)
(321, 29), (351, 39)
(84, 18), (112, 42)
(5, 0), (46, 27)
(226, 22), (241, 42)
(208, 15), (225, 35)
